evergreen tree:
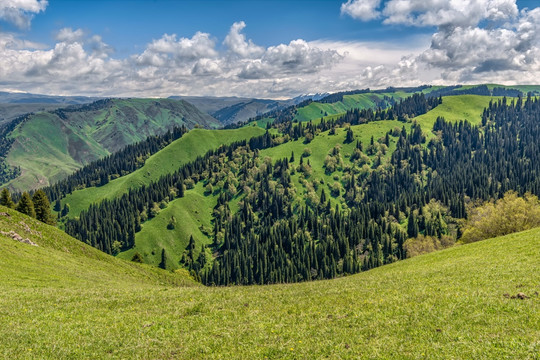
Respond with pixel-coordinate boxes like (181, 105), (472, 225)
(32, 189), (55, 225)
(0, 188), (14, 208)
(131, 252), (144, 263)
(345, 127), (354, 143)
(16, 192), (35, 218)
(159, 248), (167, 269)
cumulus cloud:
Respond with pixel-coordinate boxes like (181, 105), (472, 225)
(0, 21), (348, 98)
(224, 21), (265, 58)
(341, 0), (540, 87)
(0, 0), (47, 29)
(341, 0), (381, 21)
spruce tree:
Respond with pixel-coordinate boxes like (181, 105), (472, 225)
(32, 190), (55, 225)
(0, 188), (14, 208)
(159, 248), (167, 269)
(16, 192), (35, 218)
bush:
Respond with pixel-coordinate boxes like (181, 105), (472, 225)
(404, 234), (455, 258)
(460, 191), (540, 243)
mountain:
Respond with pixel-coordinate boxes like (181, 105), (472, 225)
(0, 91), (101, 104)
(171, 95), (296, 124)
(0, 91), (102, 126)
(1, 204), (538, 358)
(44, 90), (540, 288)
(1, 98), (219, 192)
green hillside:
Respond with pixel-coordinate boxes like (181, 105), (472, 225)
(56, 94), (495, 271)
(2, 204), (538, 358)
(293, 93), (402, 122)
(127, 95), (494, 270)
(0, 205), (196, 289)
(60, 126), (265, 218)
(413, 94), (495, 129)
(4, 98), (219, 192)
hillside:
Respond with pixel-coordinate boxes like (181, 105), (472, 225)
(0, 205), (196, 289)
(2, 204), (538, 358)
(114, 94), (491, 270)
(171, 95), (294, 124)
(3, 98), (219, 192)
(59, 126), (265, 218)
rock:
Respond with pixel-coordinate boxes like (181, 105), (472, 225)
(0, 230), (38, 246)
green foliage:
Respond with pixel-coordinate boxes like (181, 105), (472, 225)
(0, 188), (14, 208)
(32, 190), (55, 225)
(167, 216), (176, 230)
(131, 252), (144, 263)
(16, 192), (35, 218)
(159, 248), (167, 270)
(404, 234), (455, 258)
(461, 191), (540, 243)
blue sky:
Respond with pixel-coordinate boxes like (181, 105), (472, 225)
(0, 0), (539, 98)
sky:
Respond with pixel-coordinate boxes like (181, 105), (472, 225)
(0, 0), (539, 99)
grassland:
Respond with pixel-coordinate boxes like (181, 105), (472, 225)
(5, 98), (219, 192)
(60, 126), (265, 218)
(413, 94), (495, 130)
(293, 93), (407, 122)
(1, 204), (538, 359)
(118, 182), (215, 268)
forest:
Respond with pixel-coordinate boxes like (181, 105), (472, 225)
(5, 92), (540, 286)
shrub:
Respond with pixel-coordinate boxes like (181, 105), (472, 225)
(460, 191), (540, 243)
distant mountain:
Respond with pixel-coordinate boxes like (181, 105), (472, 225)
(0, 91), (101, 104)
(2, 98), (219, 192)
(170, 95), (296, 124)
(0, 91), (102, 126)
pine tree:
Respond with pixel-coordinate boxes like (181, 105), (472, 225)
(16, 192), (35, 218)
(0, 188), (14, 208)
(345, 127), (354, 143)
(32, 189), (55, 225)
(159, 248), (167, 269)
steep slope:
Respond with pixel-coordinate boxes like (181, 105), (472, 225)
(3, 98), (219, 191)
(2, 205), (538, 358)
(0, 205), (196, 288)
(128, 94), (495, 270)
(59, 126), (265, 218)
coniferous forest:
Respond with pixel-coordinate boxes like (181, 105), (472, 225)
(55, 93), (540, 285)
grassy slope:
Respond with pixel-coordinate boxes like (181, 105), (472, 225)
(5, 98), (219, 192)
(414, 94), (495, 130)
(293, 93), (406, 122)
(2, 204), (538, 358)
(61, 126), (265, 218)
(118, 182), (216, 268)
(0, 206), (196, 289)
(119, 95), (498, 269)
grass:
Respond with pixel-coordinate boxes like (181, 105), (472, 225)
(1, 204), (538, 359)
(118, 182), (216, 268)
(60, 126), (265, 218)
(293, 93), (408, 122)
(5, 98), (219, 193)
(414, 95), (495, 130)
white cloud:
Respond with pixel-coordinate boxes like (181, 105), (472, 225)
(55, 28), (85, 43)
(341, 0), (382, 21)
(339, 0), (540, 88)
(224, 21), (265, 58)
(381, 0), (518, 27)
(0, 0), (47, 29)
